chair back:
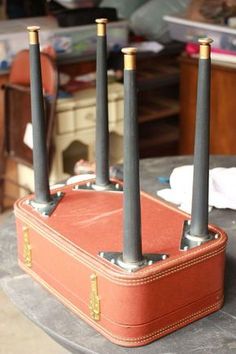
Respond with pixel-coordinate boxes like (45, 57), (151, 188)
(5, 49), (58, 166)
(0, 49), (58, 211)
(9, 49), (57, 96)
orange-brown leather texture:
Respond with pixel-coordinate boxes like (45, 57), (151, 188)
(9, 50), (56, 96)
(15, 181), (227, 347)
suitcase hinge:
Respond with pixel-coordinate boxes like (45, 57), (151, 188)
(23, 226), (32, 268)
(89, 274), (100, 321)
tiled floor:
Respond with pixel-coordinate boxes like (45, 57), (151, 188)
(0, 209), (70, 354)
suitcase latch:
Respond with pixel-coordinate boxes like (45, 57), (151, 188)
(89, 274), (100, 321)
(23, 226), (32, 268)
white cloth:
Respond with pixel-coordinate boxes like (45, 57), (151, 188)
(157, 165), (236, 214)
(66, 174), (96, 185)
(50, 174), (96, 190)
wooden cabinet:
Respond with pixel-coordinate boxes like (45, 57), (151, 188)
(180, 55), (236, 155)
(0, 72), (19, 211)
(136, 45), (182, 158)
(61, 45), (183, 159)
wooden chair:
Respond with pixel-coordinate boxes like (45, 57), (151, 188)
(0, 49), (58, 212)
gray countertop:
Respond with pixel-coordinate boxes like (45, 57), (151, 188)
(1, 156), (236, 354)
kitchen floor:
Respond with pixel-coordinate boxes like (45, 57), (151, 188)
(0, 210), (70, 354)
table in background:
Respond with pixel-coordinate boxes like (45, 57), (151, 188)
(0, 156), (236, 354)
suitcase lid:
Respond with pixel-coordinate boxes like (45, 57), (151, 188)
(15, 179), (227, 281)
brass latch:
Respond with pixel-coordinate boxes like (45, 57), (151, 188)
(23, 226), (32, 268)
(89, 273), (100, 321)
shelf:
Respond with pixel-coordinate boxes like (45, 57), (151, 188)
(137, 60), (180, 91)
(139, 118), (179, 158)
(135, 47), (181, 158)
(138, 97), (179, 124)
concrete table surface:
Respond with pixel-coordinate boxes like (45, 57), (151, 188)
(0, 156), (236, 354)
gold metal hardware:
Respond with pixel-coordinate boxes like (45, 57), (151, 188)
(96, 18), (108, 37)
(122, 47), (137, 70)
(23, 226), (32, 267)
(27, 26), (40, 45)
(89, 273), (100, 321)
(199, 38), (213, 59)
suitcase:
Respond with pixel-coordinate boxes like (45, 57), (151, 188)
(15, 182), (227, 347)
(15, 28), (227, 347)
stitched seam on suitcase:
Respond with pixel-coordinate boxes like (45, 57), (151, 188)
(18, 261), (223, 345)
(17, 224), (225, 286)
(111, 301), (223, 344)
(15, 199), (227, 261)
(15, 211), (226, 285)
(113, 248), (226, 285)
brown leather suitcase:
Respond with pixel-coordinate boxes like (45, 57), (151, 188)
(15, 182), (227, 347)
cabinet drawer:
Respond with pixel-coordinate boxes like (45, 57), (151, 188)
(56, 105), (96, 135)
(74, 105), (96, 131)
(108, 99), (123, 124)
(56, 109), (75, 134)
(57, 101), (124, 135)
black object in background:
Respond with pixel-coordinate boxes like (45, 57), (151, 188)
(55, 7), (117, 27)
(6, 0), (46, 19)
